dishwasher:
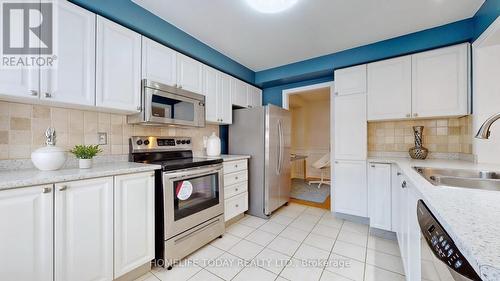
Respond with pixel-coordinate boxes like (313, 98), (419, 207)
(417, 200), (482, 281)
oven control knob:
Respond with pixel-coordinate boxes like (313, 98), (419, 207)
(186, 140), (191, 144)
(181, 140), (186, 144)
(144, 140), (150, 145)
(454, 260), (463, 269)
(176, 140), (181, 144)
(136, 139), (143, 145)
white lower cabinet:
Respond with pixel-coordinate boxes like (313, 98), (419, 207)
(114, 172), (155, 278)
(333, 160), (367, 217)
(0, 185), (53, 281)
(55, 177), (114, 281)
(223, 159), (249, 221)
(367, 162), (392, 231)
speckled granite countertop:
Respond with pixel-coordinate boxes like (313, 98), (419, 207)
(0, 162), (161, 190)
(369, 158), (500, 281)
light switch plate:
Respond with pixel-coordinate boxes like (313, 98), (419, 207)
(97, 132), (107, 145)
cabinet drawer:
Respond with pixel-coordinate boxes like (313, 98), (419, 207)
(223, 160), (247, 174)
(224, 192), (248, 222)
(224, 170), (247, 186)
(224, 181), (247, 199)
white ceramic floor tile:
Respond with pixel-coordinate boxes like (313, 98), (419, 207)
(188, 244), (225, 267)
(303, 233), (336, 252)
(267, 236), (302, 256)
(332, 241), (367, 263)
(297, 213), (322, 223)
(280, 258), (324, 281)
(320, 270), (356, 281)
(364, 264), (405, 281)
(233, 265), (277, 281)
(294, 244), (330, 261)
(337, 230), (368, 247)
(312, 224), (341, 239)
(365, 249), (404, 275)
(270, 213), (296, 225)
(210, 233), (242, 251)
(421, 259), (441, 281)
(205, 252), (246, 281)
(259, 221), (287, 235)
(253, 248), (291, 275)
(304, 207), (327, 217)
(319, 216), (344, 229)
(342, 222), (369, 235)
(245, 229), (277, 246)
(289, 219), (317, 232)
(188, 269), (224, 281)
(134, 272), (160, 281)
(152, 264), (202, 281)
(238, 215), (268, 228)
(279, 226), (310, 242)
(367, 236), (400, 257)
(228, 239), (264, 261)
(276, 277), (290, 281)
(325, 254), (365, 281)
(226, 223), (255, 238)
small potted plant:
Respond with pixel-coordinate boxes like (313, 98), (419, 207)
(69, 145), (102, 169)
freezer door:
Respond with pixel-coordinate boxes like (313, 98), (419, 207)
(264, 106), (282, 215)
(279, 111), (291, 207)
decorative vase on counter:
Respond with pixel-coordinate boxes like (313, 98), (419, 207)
(79, 159), (93, 169)
(31, 127), (67, 171)
(409, 126), (429, 160)
(206, 132), (221, 157)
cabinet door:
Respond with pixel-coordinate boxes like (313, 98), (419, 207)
(96, 16), (141, 112)
(0, 68), (39, 100)
(177, 53), (203, 94)
(333, 160), (367, 217)
(391, 165), (401, 233)
(40, 0), (95, 106)
(203, 66), (219, 123)
(407, 185), (422, 281)
(230, 78), (247, 107)
(334, 93), (367, 160)
(0, 185), (53, 281)
(114, 172), (155, 278)
(367, 163), (392, 231)
(246, 85), (262, 108)
(398, 175), (409, 275)
(334, 65), (367, 96)
(142, 37), (177, 86)
(219, 73), (232, 124)
(55, 178), (113, 281)
(367, 56), (412, 120)
(412, 43), (470, 118)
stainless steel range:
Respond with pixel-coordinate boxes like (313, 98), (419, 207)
(129, 136), (224, 268)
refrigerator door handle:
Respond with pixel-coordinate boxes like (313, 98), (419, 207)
(275, 120), (281, 175)
(278, 119), (283, 174)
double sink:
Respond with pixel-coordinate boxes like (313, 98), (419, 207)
(414, 166), (500, 191)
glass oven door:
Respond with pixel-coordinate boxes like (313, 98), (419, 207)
(163, 165), (224, 239)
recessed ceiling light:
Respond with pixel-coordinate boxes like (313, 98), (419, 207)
(245, 0), (299, 14)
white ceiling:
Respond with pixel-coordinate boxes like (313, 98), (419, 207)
(133, 0), (484, 71)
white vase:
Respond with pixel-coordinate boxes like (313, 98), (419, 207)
(31, 145), (67, 171)
(79, 159), (93, 169)
(206, 132), (221, 157)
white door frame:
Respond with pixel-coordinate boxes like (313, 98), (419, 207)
(281, 81), (335, 212)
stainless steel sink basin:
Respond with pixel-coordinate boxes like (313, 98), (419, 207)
(413, 166), (500, 191)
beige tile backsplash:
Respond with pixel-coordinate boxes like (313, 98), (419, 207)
(368, 116), (473, 154)
(0, 101), (219, 160)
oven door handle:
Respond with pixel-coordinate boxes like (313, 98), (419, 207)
(164, 165), (223, 181)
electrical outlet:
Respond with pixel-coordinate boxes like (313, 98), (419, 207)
(97, 132), (107, 145)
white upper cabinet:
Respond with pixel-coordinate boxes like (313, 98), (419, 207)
(96, 16), (141, 113)
(231, 78), (247, 107)
(368, 163), (392, 231)
(40, 0), (95, 106)
(177, 53), (203, 94)
(333, 160), (367, 217)
(55, 177), (113, 281)
(203, 66), (232, 124)
(0, 69), (39, 100)
(412, 43), (470, 118)
(367, 56), (412, 120)
(334, 65), (367, 96)
(334, 93), (367, 160)
(219, 73), (232, 124)
(0, 185), (53, 281)
(142, 37), (177, 86)
(114, 172), (155, 278)
(246, 85), (262, 108)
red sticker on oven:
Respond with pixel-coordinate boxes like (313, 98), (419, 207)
(175, 181), (193, 200)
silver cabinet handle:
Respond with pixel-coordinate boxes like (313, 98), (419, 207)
(44, 92), (52, 98)
(178, 85), (183, 89)
(235, 176), (239, 180)
(235, 188), (239, 192)
(30, 90), (38, 96)
(235, 165), (238, 168)
(401, 181), (407, 189)
(334, 161), (339, 164)
(136, 105), (141, 111)
(42, 187), (52, 193)
(174, 83), (178, 88)
(235, 204), (239, 208)
(59, 185), (68, 191)
(413, 113), (418, 117)
(406, 113), (411, 118)
(370, 165), (375, 168)
(397, 172), (402, 176)
(334, 92), (339, 96)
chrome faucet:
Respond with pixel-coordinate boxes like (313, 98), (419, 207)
(476, 113), (500, 139)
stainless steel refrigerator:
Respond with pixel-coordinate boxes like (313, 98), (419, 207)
(229, 105), (291, 218)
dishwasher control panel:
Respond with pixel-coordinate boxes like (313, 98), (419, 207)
(417, 200), (482, 281)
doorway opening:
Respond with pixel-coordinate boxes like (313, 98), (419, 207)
(283, 83), (333, 209)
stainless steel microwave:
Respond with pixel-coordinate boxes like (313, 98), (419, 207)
(128, 80), (206, 127)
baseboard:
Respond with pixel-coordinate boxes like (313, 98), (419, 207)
(369, 227), (397, 241)
(334, 212), (370, 225)
(114, 262), (151, 281)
